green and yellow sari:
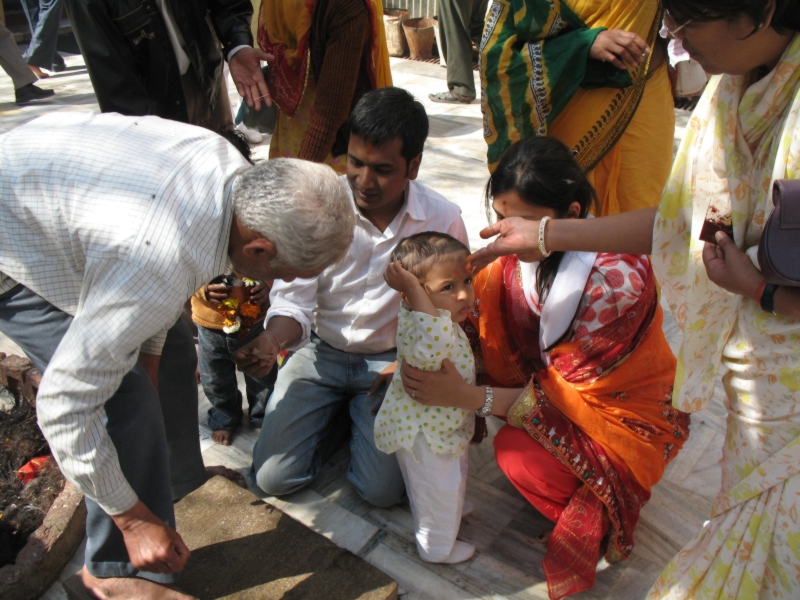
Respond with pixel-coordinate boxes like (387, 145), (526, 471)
(481, 0), (674, 214)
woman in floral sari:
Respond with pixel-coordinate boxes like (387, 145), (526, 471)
(402, 136), (690, 599)
(257, 0), (392, 172)
(481, 0), (675, 214)
(467, 1), (800, 597)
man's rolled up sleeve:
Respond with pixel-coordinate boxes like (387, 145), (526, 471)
(266, 277), (319, 351)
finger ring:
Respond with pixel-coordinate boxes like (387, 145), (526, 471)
(411, 389), (416, 399)
(641, 51), (647, 57)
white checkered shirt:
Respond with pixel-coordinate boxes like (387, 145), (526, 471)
(0, 112), (249, 514)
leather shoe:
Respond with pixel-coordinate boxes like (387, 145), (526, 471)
(15, 83), (55, 105)
(50, 54), (67, 72)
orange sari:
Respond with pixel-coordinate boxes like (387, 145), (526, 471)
(474, 255), (689, 598)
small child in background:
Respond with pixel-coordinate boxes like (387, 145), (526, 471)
(191, 272), (277, 446)
(374, 232), (476, 564)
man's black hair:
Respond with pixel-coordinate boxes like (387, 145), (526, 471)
(348, 87), (428, 165)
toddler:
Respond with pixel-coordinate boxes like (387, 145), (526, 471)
(191, 272), (277, 445)
(374, 232), (476, 564)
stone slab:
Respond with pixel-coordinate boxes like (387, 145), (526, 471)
(175, 476), (397, 599)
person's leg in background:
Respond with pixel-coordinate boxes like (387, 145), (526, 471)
(469, 0), (489, 48)
(20, 0), (66, 77)
(430, 0), (486, 103)
(0, 20), (53, 104)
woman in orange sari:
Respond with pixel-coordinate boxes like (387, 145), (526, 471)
(401, 137), (690, 599)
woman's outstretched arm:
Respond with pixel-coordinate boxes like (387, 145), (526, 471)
(468, 207), (657, 272)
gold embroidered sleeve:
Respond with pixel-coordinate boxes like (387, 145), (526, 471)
(507, 379), (537, 429)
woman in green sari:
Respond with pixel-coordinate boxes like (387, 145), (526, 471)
(481, 0), (675, 215)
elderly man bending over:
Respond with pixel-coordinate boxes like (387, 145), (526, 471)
(0, 112), (353, 600)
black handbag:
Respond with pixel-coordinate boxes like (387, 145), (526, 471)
(758, 179), (800, 286)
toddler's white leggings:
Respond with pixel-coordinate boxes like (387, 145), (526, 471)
(396, 431), (473, 563)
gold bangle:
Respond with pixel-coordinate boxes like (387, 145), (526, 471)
(538, 216), (552, 258)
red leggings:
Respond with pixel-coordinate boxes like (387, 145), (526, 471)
(494, 424), (581, 523)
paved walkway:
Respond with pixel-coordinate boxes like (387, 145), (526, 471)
(0, 52), (727, 600)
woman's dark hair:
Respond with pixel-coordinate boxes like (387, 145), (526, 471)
(662, 0), (800, 35)
(391, 232), (470, 281)
(485, 136), (597, 304)
(348, 87), (429, 165)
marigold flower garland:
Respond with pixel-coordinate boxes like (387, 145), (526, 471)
(215, 276), (263, 335)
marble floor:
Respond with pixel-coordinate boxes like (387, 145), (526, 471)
(0, 53), (726, 600)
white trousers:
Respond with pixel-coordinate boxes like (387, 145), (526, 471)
(396, 431), (469, 562)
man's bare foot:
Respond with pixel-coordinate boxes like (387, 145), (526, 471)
(28, 64), (49, 78)
(205, 465), (246, 487)
(81, 567), (197, 600)
(211, 429), (233, 445)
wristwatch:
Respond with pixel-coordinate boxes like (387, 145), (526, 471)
(760, 283), (779, 314)
(476, 386), (494, 417)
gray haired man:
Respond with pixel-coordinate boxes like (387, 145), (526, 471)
(0, 112), (353, 600)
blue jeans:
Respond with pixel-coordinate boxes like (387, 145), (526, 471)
(252, 334), (406, 507)
(197, 323), (277, 431)
(20, 0), (65, 69)
(0, 284), (205, 583)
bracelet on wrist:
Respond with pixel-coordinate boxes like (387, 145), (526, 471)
(476, 385), (494, 417)
(538, 216), (552, 258)
(759, 283), (779, 315)
(263, 330), (284, 350)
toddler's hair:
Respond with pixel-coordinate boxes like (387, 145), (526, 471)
(391, 232), (470, 281)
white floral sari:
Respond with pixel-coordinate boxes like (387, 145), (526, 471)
(648, 34), (800, 599)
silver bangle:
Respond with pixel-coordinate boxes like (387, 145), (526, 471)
(476, 386), (494, 417)
(538, 216), (552, 258)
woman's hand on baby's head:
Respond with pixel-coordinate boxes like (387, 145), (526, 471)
(384, 260), (422, 294)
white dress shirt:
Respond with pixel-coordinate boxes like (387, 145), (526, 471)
(0, 112), (249, 515)
(267, 177), (470, 354)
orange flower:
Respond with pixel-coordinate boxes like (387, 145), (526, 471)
(240, 302), (260, 318)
